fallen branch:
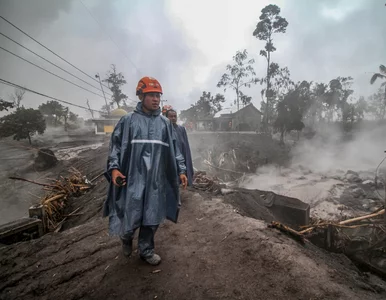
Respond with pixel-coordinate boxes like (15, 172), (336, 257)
(338, 209), (385, 225)
(268, 221), (305, 244)
(42, 194), (66, 204)
(9, 176), (56, 188)
(91, 171), (105, 183)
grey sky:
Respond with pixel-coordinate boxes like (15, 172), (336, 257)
(0, 0), (385, 117)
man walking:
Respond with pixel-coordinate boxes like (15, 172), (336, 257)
(103, 76), (187, 266)
(166, 109), (194, 186)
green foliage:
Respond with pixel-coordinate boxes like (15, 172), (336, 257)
(217, 49), (258, 110)
(0, 108), (46, 144)
(180, 91), (225, 122)
(103, 64), (128, 108)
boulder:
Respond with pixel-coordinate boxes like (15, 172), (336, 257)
(33, 148), (58, 171)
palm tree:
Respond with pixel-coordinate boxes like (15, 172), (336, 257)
(370, 65), (386, 120)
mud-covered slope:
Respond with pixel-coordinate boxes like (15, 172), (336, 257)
(1, 189), (385, 300)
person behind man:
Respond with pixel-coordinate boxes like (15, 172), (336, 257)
(166, 109), (194, 186)
(103, 76), (188, 266)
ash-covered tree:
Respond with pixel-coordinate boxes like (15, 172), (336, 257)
(368, 88), (386, 120)
(9, 87), (26, 109)
(0, 108), (46, 144)
(103, 64), (128, 108)
(38, 100), (66, 126)
(260, 63), (294, 125)
(0, 99), (15, 111)
(274, 89), (305, 144)
(100, 104), (113, 117)
(180, 91), (225, 122)
(253, 4), (288, 127)
(325, 77), (354, 124)
(370, 64), (386, 118)
(341, 96), (368, 132)
(217, 49), (258, 111)
(69, 111), (78, 123)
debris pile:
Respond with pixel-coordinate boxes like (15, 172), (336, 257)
(269, 208), (386, 277)
(193, 171), (225, 194)
(9, 167), (93, 232)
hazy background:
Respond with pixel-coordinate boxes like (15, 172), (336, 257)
(0, 0), (385, 117)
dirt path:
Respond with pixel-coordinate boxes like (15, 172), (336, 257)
(1, 188), (385, 300)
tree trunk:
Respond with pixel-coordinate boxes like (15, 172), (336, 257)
(265, 51), (271, 130)
(28, 134), (32, 145)
(236, 88), (239, 111)
(280, 129), (285, 144)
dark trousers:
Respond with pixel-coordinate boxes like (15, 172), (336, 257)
(120, 225), (159, 258)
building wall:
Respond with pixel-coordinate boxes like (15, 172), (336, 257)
(231, 108), (262, 131)
(93, 119), (120, 135)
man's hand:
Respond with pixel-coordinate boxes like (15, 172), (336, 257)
(180, 174), (188, 189)
(112, 169), (126, 187)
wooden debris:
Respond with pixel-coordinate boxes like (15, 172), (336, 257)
(299, 209), (385, 234)
(268, 221), (305, 244)
(339, 209), (385, 225)
(9, 167), (93, 232)
(193, 171), (224, 194)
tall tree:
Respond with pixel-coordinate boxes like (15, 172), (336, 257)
(217, 49), (258, 111)
(103, 64), (128, 108)
(9, 87), (26, 109)
(0, 99), (14, 111)
(253, 4), (288, 128)
(0, 108), (46, 145)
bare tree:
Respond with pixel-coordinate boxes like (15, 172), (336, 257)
(10, 87), (26, 109)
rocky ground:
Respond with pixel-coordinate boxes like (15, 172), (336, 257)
(0, 130), (385, 299)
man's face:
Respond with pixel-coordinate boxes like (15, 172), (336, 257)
(142, 93), (161, 111)
(167, 111), (177, 124)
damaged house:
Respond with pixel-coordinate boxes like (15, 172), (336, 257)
(213, 103), (263, 131)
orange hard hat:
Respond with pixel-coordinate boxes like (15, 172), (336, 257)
(136, 76), (163, 95)
(162, 105), (173, 115)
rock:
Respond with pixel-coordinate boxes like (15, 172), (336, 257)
(351, 187), (366, 199)
(221, 188), (235, 195)
(346, 170), (359, 176)
(33, 148), (58, 171)
(362, 180), (375, 187)
(345, 173), (362, 183)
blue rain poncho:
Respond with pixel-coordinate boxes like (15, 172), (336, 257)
(103, 102), (186, 236)
(174, 124), (194, 186)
